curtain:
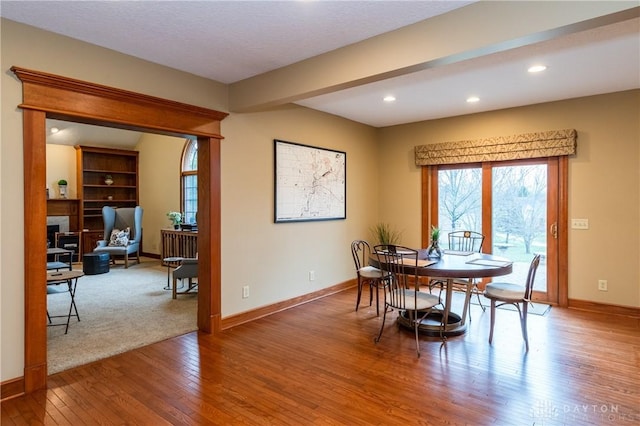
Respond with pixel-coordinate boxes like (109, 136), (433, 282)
(415, 129), (576, 166)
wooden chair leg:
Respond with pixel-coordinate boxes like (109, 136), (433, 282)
(124, 253), (129, 269)
(489, 299), (496, 344)
(172, 277), (178, 299)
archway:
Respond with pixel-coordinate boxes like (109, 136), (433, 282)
(12, 66), (227, 393)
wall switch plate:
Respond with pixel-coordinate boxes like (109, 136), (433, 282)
(242, 285), (250, 298)
(309, 271), (315, 281)
(571, 218), (589, 230)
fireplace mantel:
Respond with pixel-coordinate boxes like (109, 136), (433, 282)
(47, 199), (80, 232)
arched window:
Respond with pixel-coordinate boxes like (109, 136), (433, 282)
(181, 139), (198, 224)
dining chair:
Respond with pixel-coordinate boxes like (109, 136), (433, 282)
(483, 254), (541, 351)
(374, 244), (443, 357)
(351, 240), (386, 315)
(430, 230), (486, 315)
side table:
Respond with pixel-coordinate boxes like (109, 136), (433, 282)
(47, 270), (84, 334)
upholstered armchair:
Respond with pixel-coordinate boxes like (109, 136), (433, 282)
(94, 206), (143, 268)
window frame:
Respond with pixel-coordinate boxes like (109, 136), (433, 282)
(181, 139), (198, 224)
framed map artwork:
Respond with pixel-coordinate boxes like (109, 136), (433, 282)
(274, 139), (346, 223)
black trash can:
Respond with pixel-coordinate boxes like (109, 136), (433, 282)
(83, 252), (110, 275)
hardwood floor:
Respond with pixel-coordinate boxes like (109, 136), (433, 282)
(2, 287), (639, 425)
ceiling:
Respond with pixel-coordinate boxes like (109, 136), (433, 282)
(2, 1), (639, 146)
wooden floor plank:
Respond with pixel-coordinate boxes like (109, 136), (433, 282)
(2, 287), (639, 425)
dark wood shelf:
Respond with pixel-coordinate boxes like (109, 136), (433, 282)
(84, 199), (137, 202)
(76, 146), (139, 231)
(84, 185), (137, 188)
(83, 169), (137, 174)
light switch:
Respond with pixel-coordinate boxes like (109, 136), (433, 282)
(571, 218), (589, 230)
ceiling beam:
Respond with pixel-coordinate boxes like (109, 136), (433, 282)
(229, 1), (639, 113)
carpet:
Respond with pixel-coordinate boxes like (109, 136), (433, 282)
(47, 257), (197, 374)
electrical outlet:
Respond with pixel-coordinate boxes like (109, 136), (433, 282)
(598, 280), (608, 291)
(309, 271), (315, 281)
(242, 285), (250, 298)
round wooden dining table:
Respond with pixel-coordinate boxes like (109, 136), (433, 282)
(370, 251), (513, 336)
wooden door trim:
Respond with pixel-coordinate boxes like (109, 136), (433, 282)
(12, 66), (227, 393)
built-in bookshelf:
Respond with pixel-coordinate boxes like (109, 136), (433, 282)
(75, 145), (139, 231)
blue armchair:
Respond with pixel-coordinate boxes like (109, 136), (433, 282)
(94, 206), (143, 268)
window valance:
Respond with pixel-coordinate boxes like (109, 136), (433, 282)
(414, 129), (577, 166)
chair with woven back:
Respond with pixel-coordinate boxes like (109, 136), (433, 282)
(374, 244), (443, 357)
(430, 230), (486, 318)
(483, 254), (542, 351)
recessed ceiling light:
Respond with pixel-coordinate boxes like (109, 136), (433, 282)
(50, 127), (60, 134)
(528, 65), (547, 73)
(383, 95), (396, 102)
(466, 96), (480, 103)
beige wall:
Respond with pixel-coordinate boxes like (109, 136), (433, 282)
(220, 106), (378, 316)
(137, 134), (187, 254)
(377, 90), (640, 307)
(45, 145), (77, 199)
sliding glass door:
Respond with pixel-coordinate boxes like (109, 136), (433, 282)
(431, 158), (561, 303)
(491, 163), (548, 293)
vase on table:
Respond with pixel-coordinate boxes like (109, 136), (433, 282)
(427, 225), (443, 258)
(427, 240), (443, 259)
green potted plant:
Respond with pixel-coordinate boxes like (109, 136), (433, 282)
(57, 179), (68, 198)
(427, 225), (443, 258)
(370, 222), (402, 246)
(104, 174), (114, 185)
(167, 211), (182, 229)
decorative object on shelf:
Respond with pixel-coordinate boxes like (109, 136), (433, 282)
(104, 174), (114, 185)
(167, 211), (182, 229)
(370, 222), (402, 245)
(57, 179), (68, 199)
(427, 225), (443, 258)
